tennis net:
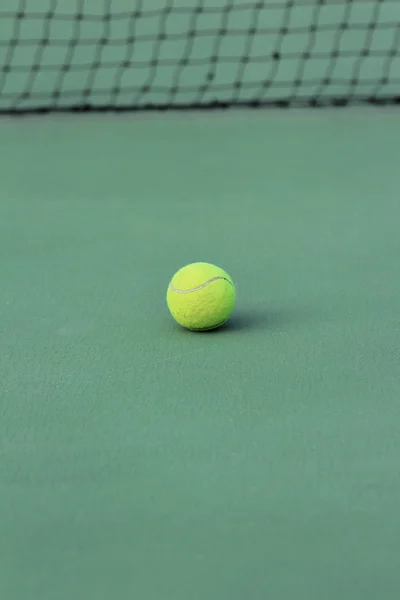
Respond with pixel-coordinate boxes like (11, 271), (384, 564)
(0, 0), (399, 113)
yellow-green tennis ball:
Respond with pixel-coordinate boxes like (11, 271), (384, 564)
(167, 262), (236, 331)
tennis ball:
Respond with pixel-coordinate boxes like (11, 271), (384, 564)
(167, 262), (236, 331)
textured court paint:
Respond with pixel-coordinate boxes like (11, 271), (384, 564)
(169, 276), (232, 294)
(1, 110), (400, 600)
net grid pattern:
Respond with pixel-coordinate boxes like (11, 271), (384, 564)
(0, 0), (399, 113)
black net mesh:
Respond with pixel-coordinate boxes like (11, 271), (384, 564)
(0, 0), (399, 113)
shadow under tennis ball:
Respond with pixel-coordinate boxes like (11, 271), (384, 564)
(199, 307), (308, 334)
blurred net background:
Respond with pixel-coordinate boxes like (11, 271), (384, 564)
(0, 0), (399, 113)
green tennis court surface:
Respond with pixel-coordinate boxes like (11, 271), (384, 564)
(1, 108), (400, 600)
(1, 1), (400, 599)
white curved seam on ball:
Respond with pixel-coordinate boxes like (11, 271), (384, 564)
(169, 276), (232, 294)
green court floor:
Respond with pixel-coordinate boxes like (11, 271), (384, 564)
(1, 108), (400, 600)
